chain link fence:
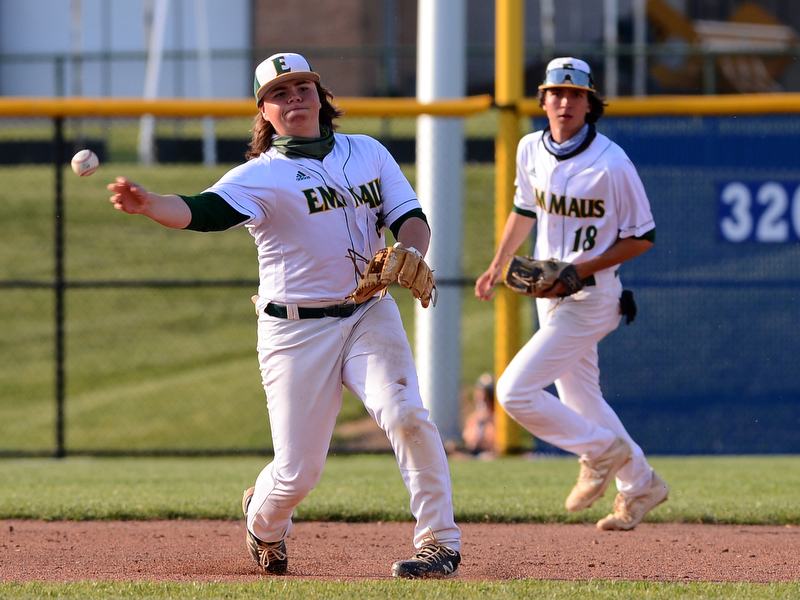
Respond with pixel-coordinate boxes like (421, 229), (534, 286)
(1, 107), (799, 457)
(0, 110), (499, 457)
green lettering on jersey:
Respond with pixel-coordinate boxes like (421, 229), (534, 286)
(303, 188), (324, 213)
(549, 194), (566, 215)
(349, 178), (383, 209)
(534, 187), (546, 209)
(368, 179), (383, 207)
(594, 199), (605, 218)
(303, 186), (344, 213)
(356, 184), (376, 208)
(532, 190), (606, 219)
(575, 198), (606, 218)
(318, 186), (345, 210)
(305, 180), (383, 216)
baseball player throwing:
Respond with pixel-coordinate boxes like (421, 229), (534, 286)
(108, 52), (461, 578)
(475, 57), (669, 530)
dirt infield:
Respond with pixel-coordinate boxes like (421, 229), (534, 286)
(1, 519), (798, 583)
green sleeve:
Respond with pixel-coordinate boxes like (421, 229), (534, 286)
(512, 206), (537, 219)
(178, 192), (249, 232)
(634, 228), (656, 243)
(389, 208), (429, 239)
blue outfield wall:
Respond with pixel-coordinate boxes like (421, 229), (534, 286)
(538, 115), (800, 455)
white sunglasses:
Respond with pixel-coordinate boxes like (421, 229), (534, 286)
(539, 67), (595, 92)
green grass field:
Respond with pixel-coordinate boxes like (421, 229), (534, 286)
(2, 455), (799, 524)
(6, 580), (798, 600)
(0, 161), (507, 453)
(0, 455), (799, 599)
(2, 130), (799, 598)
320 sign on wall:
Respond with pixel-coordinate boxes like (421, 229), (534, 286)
(718, 181), (800, 243)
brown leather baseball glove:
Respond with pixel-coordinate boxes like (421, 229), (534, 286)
(347, 243), (438, 308)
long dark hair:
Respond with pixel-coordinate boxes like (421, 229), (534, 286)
(537, 88), (607, 124)
(246, 82), (345, 159)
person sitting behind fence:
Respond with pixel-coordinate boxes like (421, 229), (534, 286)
(461, 373), (496, 458)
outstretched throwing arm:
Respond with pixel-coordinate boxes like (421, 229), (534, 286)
(107, 176), (192, 229)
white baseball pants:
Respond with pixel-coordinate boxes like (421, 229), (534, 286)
(246, 296), (461, 551)
(496, 281), (654, 497)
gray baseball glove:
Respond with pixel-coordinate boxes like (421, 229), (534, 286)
(503, 255), (584, 298)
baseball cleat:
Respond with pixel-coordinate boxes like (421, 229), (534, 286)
(242, 486), (255, 517)
(565, 437), (632, 512)
(596, 471), (669, 531)
(392, 529), (461, 579)
(242, 486), (288, 574)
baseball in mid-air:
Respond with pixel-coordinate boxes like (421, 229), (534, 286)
(71, 149), (100, 177)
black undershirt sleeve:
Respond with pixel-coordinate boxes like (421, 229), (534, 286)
(178, 192), (249, 232)
(635, 228), (656, 243)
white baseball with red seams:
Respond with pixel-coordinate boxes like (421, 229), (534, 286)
(71, 149), (100, 177)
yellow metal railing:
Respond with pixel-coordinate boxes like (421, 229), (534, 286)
(518, 92), (800, 117)
(5, 91), (800, 119)
(0, 95), (493, 118)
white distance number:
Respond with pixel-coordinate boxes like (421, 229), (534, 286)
(719, 181), (800, 243)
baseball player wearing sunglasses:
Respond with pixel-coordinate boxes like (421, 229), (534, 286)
(476, 57), (669, 531)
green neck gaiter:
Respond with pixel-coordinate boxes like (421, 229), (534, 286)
(272, 126), (335, 159)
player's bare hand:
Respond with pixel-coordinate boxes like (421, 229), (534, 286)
(475, 265), (503, 301)
(107, 177), (150, 215)
(540, 281), (566, 298)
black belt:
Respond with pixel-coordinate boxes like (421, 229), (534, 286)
(265, 302), (358, 319)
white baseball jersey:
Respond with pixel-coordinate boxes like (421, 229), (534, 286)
(514, 128), (654, 289)
(204, 132), (420, 305)
(497, 126), (659, 499)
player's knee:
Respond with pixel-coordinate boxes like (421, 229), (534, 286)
(388, 409), (444, 470)
(495, 373), (516, 411)
(268, 465), (323, 509)
(382, 396), (428, 433)
(497, 373), (546, 414)
(378, 385), (438, 437)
